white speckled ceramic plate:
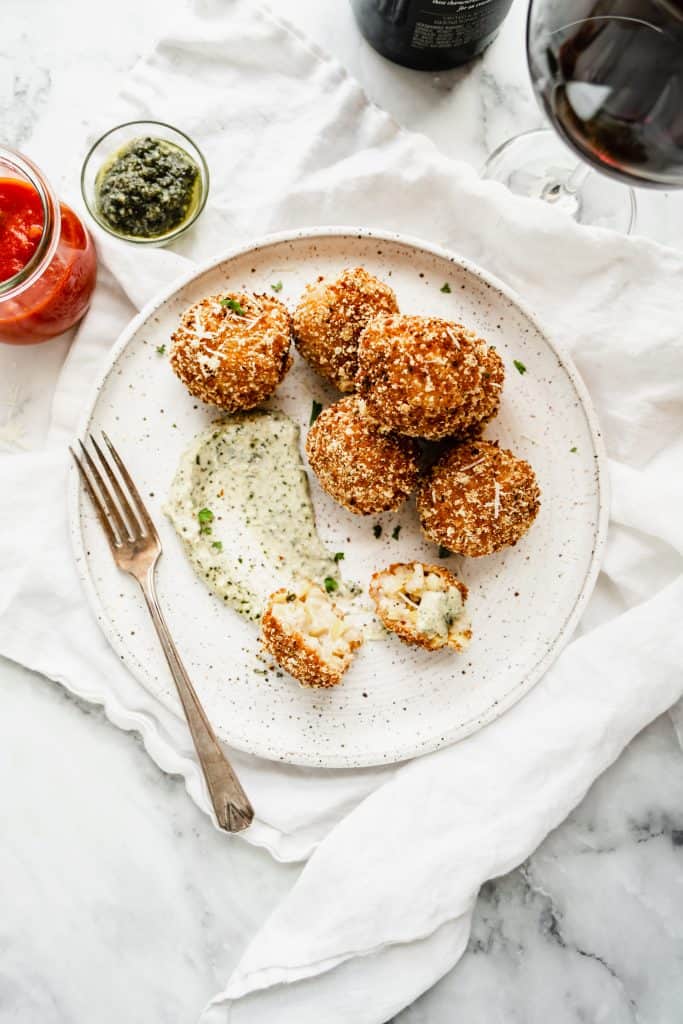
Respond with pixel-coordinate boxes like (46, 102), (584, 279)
(69, 228), (608, 768)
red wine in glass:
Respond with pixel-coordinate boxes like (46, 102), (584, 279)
(528, 0), (683, 189)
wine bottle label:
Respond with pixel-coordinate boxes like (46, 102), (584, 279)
(411, 0), (503, 50)
(351, 0), (513, 69)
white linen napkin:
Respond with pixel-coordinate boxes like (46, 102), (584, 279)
(0, 1), (682, 1019)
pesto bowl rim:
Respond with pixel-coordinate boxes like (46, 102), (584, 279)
(80, 119), (210, 246)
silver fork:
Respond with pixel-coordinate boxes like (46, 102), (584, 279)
(70, 432), (254, 833)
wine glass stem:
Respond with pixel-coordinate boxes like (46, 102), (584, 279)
(541, 160), (590, 213)
(564, 162), (591, 195)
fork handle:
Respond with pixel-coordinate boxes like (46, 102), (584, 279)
(139, 571), (254, 833)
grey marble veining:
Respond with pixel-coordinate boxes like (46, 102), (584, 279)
(1, 1), (682, 1021)
(396, 714), (683, 1023)
(0, 58), (51, 150)
(0, 660), (298, 1023)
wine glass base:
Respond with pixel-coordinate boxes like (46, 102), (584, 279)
(483, 129), (636, 234)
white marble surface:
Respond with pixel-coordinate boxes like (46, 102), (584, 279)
(1, 1), (682, 1021)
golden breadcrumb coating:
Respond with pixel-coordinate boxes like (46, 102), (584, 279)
(306, 395), (420, 515)
(417, 440), (541, 557)
(370, 562), (471, 652)
(261, 580), (362, 688)
(170, 291), (292, 411)
(293, 267), (399, 392)
(356, 314), (504, 440)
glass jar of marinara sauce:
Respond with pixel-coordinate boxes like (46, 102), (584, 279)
(0, 147), (97, 345)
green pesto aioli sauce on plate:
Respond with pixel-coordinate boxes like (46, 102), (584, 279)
(165, 411), (341, 620)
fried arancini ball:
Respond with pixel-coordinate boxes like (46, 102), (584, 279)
(306, 395), (420, 515)
(370, 562), (472, 652)
(170, 291), (292, 411)
(416, 440), (541, 557)
(292, 267), (399, 392)
(261, 580), (362, 688)
(356, 315), (504, 440)
(457, 341), (506, 441)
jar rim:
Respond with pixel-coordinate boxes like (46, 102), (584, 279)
(0, 147), (61, 300)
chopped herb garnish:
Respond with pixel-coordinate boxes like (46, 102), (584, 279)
(333, 551), (345, 562)
(271, 281), (283, 292)
(440, 283), (452, 293)
(392, 525), (401, 540)
(211, 540), (223, 551)
(198, 507), (214, 535)
(310, 400), (323, 425)
(373, 524), (382, 539)
(156, 344), (166, 355)
(513, 359), (527, 375)
(324, 577), (339, 593)
(221, 297), (246, 315)
(570, 446), (577, 453)
(438, 545), (451, 559)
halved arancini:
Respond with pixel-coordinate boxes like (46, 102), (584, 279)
(261, 580), (362, 688)
(370, 561), (471, 652)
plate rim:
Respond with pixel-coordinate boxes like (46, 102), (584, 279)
(68, 225), (610, 768)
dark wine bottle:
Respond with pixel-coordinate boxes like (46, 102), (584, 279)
(350, 0), (514, 70)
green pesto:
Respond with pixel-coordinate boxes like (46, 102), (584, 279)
(95, 136), (200, 238)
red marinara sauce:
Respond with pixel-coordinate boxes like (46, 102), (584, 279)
(0, 174), (97, 345)
(0, 179), (44, 280)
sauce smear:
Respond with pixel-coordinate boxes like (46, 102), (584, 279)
(0, 178), (44, 282)
(165, 411), (342, 621)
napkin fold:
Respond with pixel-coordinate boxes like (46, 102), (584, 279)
(204, 575), (683, 1023)
(1, 1), (682, 1021)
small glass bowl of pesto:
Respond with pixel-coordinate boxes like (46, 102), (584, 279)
(81, 121), (209, 246)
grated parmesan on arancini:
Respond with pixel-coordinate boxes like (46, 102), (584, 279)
(306, 395), (420, 515)
(356, 314), (504, 440)
(293, 267), (398, 392)
(170, 291), (292, 411)
(417, 440), (540, 557)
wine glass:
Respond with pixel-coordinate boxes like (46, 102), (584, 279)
(483, 0), (683, 232)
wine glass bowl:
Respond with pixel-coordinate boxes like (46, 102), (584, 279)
(528, 0), (683, 190)
(484, 0), (683, 231)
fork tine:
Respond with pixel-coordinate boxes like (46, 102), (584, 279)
(101, 431), (159, 541)
(78, 439), (132, 542)
(70, 446), (121, 549)
(89, 434), (145, 540)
